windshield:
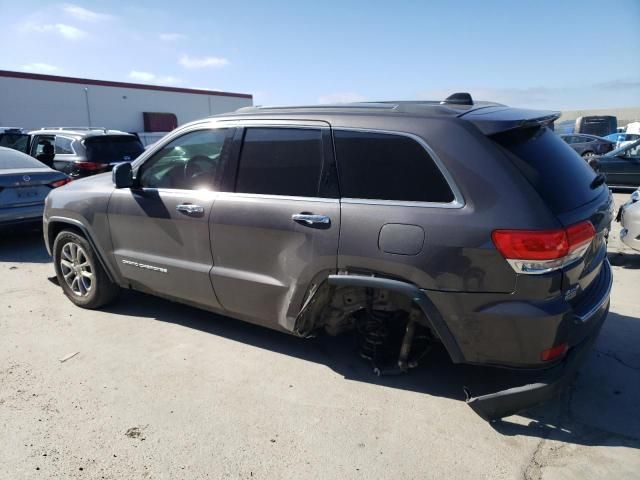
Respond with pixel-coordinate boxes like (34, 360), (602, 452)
(84, 135), (144, 164)
(606, 138), (640, 157)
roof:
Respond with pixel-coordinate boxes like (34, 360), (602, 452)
(0, 70), (252, 99)
(226, 100), (505, 119)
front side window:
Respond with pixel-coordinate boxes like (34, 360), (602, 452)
(138, 129), (229, 190)
(32, 135), (55, 156)
(235, 127), (324, 197)
(334, 130), (454, 203)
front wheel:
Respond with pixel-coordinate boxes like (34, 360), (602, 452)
(53, 230), (120, 308)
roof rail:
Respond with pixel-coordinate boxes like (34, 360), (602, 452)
(40, 126), (108, 133)
(234, 102), (398, 113)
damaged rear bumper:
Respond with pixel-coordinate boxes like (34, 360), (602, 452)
(465, 263), (611, 421)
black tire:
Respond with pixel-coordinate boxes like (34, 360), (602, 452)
(53, 230), (119, 308)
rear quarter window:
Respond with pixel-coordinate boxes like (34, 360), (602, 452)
(493, 126), (601, 214)
(333, 130), (454, 203)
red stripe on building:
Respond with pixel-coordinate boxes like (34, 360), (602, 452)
(0, 70), (252, 99)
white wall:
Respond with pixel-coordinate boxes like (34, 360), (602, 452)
(0, 76), (252, 132)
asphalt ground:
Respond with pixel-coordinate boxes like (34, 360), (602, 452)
(0, 192), (638, 479)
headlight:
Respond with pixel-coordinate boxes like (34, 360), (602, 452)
(632, 190), (640, 203)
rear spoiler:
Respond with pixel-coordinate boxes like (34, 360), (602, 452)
(459, 106), (561, 136)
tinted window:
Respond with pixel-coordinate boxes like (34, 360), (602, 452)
(236, 128), (323, 197)
(0, 133), (30, 153)
(139, 129), (229, 190)
(55, 136), (74, 154)
(334, 130), (454, 203)
(493, 126), (600, 214)
(85, 136), (144, 164)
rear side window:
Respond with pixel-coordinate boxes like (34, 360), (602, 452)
(334, 130), (454, 203)
(85, 136), (144, 164)
(236, 128), (323, 197)
(55, 136), (74, 154)
(493, 126), (600, 214)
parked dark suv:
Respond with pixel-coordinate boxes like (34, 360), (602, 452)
(43, 95), (613, 420)
(9, 127), (144, 178)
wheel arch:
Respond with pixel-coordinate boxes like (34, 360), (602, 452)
(294, 273), (466, 364)
(47, 216), (117, 283)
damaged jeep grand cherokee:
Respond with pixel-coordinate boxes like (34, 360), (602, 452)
(43, 93), (613, 420)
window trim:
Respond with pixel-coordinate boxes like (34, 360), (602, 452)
(332, 127), (465, 209)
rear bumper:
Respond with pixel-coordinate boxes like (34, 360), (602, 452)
(0, 204), (44, 226)
(464, 260), (611, 420)
(619, 202), (640, 251)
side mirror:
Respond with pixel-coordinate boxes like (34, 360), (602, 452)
(112, 162), (133, 189)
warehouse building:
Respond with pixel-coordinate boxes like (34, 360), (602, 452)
(0, 70), (252, 143)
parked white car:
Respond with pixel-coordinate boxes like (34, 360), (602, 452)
(618, 188), (640, 251)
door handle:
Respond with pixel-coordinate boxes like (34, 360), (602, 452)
(176, 203), (205, 216)
(292, 213), (331, 226)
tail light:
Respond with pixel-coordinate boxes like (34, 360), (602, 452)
(49, 177), (72, 188)
(74, 161), (104, 171)
(540, 343), (568, 361)
(492, 221), (596, 274)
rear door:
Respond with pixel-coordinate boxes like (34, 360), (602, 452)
(108, 127), (233, 309)
(210, 122), (339, 332)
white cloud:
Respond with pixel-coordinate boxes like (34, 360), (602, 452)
(179, 55), (229, 69)
(62, 4), (114, 22)
(317, 92), (367, 104)
(23, 22), (87, 40)
(160, 33), (186, 41)
(129, 70), (156, 82)
(21, 62), (60, 73)
(128, 70), (182, 85)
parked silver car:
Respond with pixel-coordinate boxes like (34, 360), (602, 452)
(0, 147), (70, 226)
(618, 188), (640, 251)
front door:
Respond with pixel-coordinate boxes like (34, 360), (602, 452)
(108, 127), (234, 309)
(600, 141), (640, 187)
(210, 124), (340, 332)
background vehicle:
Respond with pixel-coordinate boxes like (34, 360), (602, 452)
(559, 133), (615, 158)
(594, 138), (640, 188)
(26, 128), (145, 178)
(618, 188), (640, 251)
(43, 97), (613, 420)
(0, 127), (145, 178)
(574, 115), (617, 137)
(0, 128), (30, 153)
(0, 146), (70, 227)
(604, 132), (640, 148)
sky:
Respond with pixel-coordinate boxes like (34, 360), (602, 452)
(1, 0), (639, 110)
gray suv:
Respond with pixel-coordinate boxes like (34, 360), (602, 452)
(14, 127), (144, 178)
(43, 95), (613, 420)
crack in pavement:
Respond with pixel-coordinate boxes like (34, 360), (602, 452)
(594, 349), (640, 371)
